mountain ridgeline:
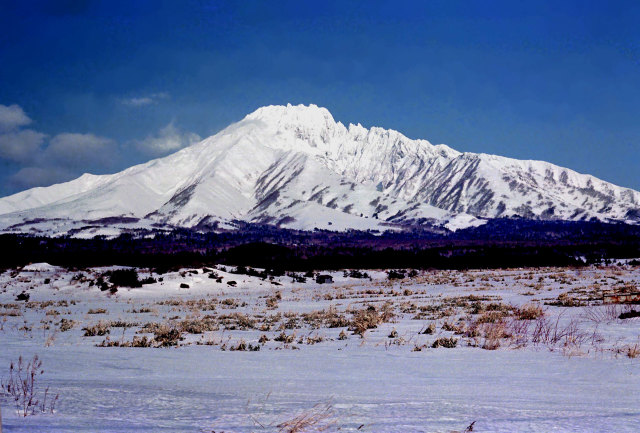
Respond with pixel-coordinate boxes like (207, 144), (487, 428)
(0, 104), (638, 238)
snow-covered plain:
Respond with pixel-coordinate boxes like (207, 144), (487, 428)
(1, 263), (639, 432)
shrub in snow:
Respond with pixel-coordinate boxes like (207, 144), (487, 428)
(153, 325), (182, 347)
(387, 269), (405, 280)
(349, 306), (381, 337)
(108, 269), (142, 288)
(274, 332), (296, 344)
(83, 321), (110, 336)
(1, 355), (59, 417)
(516, 303), (545, 320)
(432, 337), (458, 348)
(343, 269), (370, 279)
(422, 323), (436, 334)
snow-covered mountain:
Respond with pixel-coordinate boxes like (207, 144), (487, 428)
(0, 104), (638, 236)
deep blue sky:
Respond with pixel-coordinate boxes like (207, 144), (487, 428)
(0, 0), (639, 195)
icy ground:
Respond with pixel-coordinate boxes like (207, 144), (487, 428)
(0, 263), (639, 432)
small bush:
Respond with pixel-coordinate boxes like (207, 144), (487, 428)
(387, 269), (406, 280)
(625, 343), (640, 358)
(230, 340), (260, 351)
(98, 335), (153, 348)
(442, 321), (463, 333)
(516, 303), (545, 320)
(274, 332), (296, 344)
(349, 307), (380, 337)
(554, 292), (581, 307)
(128, 335), (155, 348)
(140, 276), (157, 285)
(179, 317), (218, 334)
(476, 311), (506, 324)
(619, 310), (640, 320)
(422, 323), (436, 334)
(58, 318), (75, 332)
(266, 296), (279, 309)
(83, 321), (110, 336)
(218, 312), (255, 330)
(0, 309), (21, 317)
(344, 269), (370, 279)
(432, 337), (458, 348)
(482, 335), (501, 350)
(110, 320), (140, 328)
(151, 324), (182, 347)
(108, 269), (142, 288)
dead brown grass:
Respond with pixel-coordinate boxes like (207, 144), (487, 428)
(276, 402), (335, 433)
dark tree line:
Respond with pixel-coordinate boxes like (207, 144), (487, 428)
(1, 218), (639, 271)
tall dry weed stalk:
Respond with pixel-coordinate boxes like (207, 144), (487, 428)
(1, 355), (58, 417)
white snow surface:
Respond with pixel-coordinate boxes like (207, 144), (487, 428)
(0, 103), (639, 236)
(0, 263), (639, 431)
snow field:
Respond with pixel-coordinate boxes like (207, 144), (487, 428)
(0, 263), (639, 431)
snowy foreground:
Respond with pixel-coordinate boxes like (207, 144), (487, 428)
(1, 263), (639, 432)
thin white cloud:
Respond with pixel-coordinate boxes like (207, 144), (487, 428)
(45, 133), (117, 168)
(121, 92), (170, 107)
(0, 129), (46, 162)
(0, 102), (202, 195)
(9, 166), (74, 190)
(0, 104), (32, 131)
(135, 122), (201, 155)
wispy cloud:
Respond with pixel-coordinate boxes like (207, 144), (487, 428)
(45, 133), (118, 168)
(0, 104), (45, 162)
(9, 166), (75, 190)
(0, 129), (46, 163)
(6, 131), (118, 191)
(0, 104), (33, 132)
(135, 121), (201, 155)
(0, 104), (119, 192)
(120, 92), (170, 107)
(0, 103), (202, 194)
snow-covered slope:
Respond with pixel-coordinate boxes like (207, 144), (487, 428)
(0, 104), (638, 236)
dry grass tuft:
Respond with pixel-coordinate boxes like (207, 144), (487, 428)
(83, 321), (110, 336)
(348, 303), (394, 337)
(582, 304), (624, 323)
(623, 343), (640, 359)
(277, 402), (335, 433)
(515, 303), (545, 320)
(432, 337), (458, 348)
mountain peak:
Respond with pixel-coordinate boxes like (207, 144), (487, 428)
(244, 104), (336, 129)
(0, 103), (639, 236)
